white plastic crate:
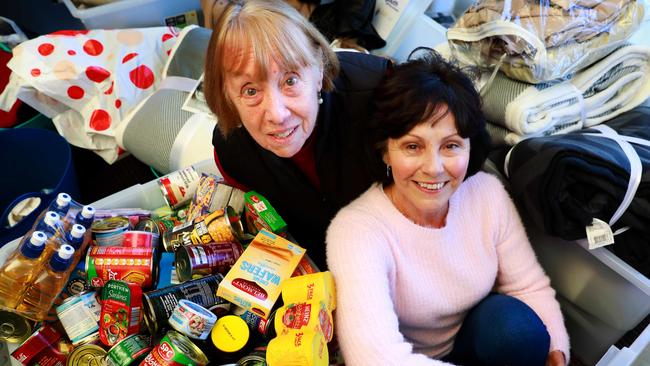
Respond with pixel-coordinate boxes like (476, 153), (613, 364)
(61, 0), (200, 29)
(596, 323), (650, 366)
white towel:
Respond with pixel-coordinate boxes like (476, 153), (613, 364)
(480, 45), (650, 144)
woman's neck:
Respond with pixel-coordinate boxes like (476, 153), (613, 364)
(383, 184), (448, 228)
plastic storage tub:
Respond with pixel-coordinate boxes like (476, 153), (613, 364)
(527, 222), (650, 364)
(61, 0), (200, 29)
(0, 158), (219, 365)
(596, 323), (650, 366)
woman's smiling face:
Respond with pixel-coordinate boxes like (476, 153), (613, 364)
(383, 108), (470, 227)
(225, 49), (323, 158)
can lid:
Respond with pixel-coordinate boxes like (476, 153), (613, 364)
(0, 310), (33, 343)
(211, 315), (250, 353)
(56, 192), (71, 207)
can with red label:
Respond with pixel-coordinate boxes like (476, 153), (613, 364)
(123, 231), (155, 248)
(139, 331), (208, 366)
(158, 167), (201, 209)
(86, 246), (158, 289)
(99, 280), (143, 347)
(11, 324), (72, 365)
(175, 241), (243, 282)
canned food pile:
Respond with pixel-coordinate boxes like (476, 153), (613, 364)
(0, 168), (344, 366)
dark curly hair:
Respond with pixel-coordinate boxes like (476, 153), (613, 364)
(366, 48), (491, 185)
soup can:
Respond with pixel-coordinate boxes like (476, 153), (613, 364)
(86, 245), (158, 289)
(143, 274), (228, 335)
(139, 331), (208, 366)
(162, 207), (243, 252)
(0, 310), (33, 343)
(66, 344), (106, 366)
(56, 291), (101, 346)
(105, 334), (152, 366)
(158, 167), (201, 209)
(175, 241), (243, 282)
(91, 217), (130, 247)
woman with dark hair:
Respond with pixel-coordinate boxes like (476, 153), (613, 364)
(326, 50), (569, 366)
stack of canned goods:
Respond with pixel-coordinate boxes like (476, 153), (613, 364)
(1, 170), (340, 366)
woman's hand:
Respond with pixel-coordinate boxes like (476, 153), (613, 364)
(546, 350), (566, 366)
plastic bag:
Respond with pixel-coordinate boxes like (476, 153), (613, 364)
(3, 27), (179, 163)
(447, 0), (645, 83)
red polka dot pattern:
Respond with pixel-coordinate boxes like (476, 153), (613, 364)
(89, 109), (111, 131)
(162, 33), (174, 42)
(104, 81), (114, 95)
(67, 85), (85, 100)
(38, 43), (54, 56)
(129, 65), (154, 89)
(31, 69), (41, 77)
(83, 39), (103, 56)
(122, 53), (138, 63)
(68, 50), (76, 56)
(115, 99), (122, 108)
(86, 66), (111, 83)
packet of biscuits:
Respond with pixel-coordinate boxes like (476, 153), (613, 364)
(217, 229), (305, 319)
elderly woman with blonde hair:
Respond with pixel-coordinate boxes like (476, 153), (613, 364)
(203, 0), (390, 269)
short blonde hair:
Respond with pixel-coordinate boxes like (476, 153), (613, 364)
(204, 0), (339, 136)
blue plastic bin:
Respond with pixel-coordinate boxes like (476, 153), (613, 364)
(0, 128), (80, 245)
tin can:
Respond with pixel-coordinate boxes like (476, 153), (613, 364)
(168, 300), (217, 340)
(236, 350), (267, 366)
(123, 231), (155, 248)
(143, 274), (229, 335)
(92, 216), (130, 247)
(135, 218), (161, 236)
(139, 331), (208, 366)
(86, 245), (158, 289)
(66, 344), (106, 366)
(105, 334), (152, 366)
(155, 217), (182, 236)
(175, 241), (244, 282)
(0, 310), (34, 343)
(232, 307), (277, 341)
(99, 280), (143, 347)
(56, 291), (101, 346)
(60, 260), (90, 300)
(158, 167), (201, 209)
(162, 207), (244, 252)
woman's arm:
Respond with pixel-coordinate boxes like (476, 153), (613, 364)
(326, 211), (452, 366)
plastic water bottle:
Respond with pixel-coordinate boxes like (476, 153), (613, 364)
(75, 206), (95, 229)
(17, 244), (75, 320)
(0, 231), (47, 308)
(49, 193), (72, 218)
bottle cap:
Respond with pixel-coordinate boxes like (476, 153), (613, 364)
(30, 231), (47, 247)
(70, 224), (86, 239)
(56, 193), (71, 207)
(80, 206), (95, 219)
(50, 244), (75, 272)
(20, 231), (47, 259)
(43, 211), (61, 227)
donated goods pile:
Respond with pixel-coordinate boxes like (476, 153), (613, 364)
(0, 168), (341, 366)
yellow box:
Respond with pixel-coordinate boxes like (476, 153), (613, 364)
(216, 229), (305, 319)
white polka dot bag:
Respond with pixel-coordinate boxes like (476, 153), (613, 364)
(5, 27), (179, 163)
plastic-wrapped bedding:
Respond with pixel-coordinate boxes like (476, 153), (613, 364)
(504, 107), (650, 276)
(505, 106), (650, 242)
(480, 45), (650, 144)
(448, 0), (644, 83)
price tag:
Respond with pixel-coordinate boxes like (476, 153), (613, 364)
(586, 218), (615, 249)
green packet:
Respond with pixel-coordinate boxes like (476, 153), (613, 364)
(244, 191), (287, 235)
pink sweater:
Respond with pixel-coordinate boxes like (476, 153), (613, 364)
(326, 172), (570, 365)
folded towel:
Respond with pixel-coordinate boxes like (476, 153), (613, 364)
(481, 45), (650, 144)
